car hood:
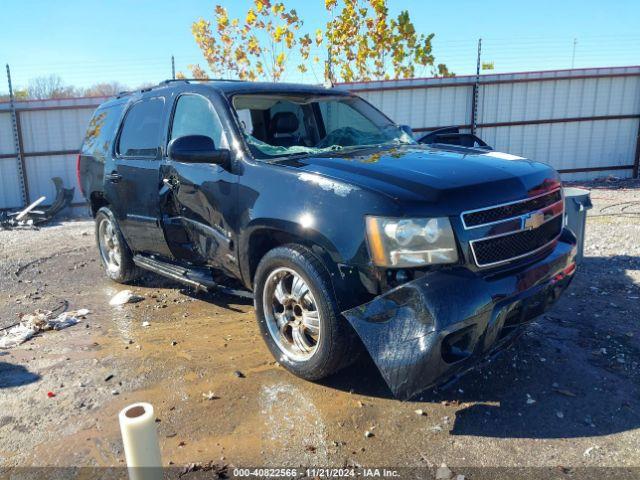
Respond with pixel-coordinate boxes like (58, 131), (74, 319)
(280, 145), (561, 214)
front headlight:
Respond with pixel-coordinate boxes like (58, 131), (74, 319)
(365, 216), (459, 267)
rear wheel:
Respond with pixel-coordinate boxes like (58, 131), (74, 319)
(95, 207), (139, 283)
(254, 244), (356, 380)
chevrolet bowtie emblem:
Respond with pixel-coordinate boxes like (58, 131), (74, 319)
(523, 211), (545, 230)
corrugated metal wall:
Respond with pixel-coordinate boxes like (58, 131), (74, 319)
(0, 111), (22, 208)
(345, 66), (640, 182)
(0, 66), (639, 210)
(0, 96), (105, 209)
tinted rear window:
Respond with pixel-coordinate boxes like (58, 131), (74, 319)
(81, 103), (124, 161)
(118, 97), (165, 157)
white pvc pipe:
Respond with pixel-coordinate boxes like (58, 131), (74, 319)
(15, 196), (46, 221)
(118, 402), (163, 480)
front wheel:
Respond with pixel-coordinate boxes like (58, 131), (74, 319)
(95, 207), (139, 283)
(254, 244), (357, 380)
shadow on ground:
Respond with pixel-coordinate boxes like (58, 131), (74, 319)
(132, 272), (253, 311)
(0, 362), (40, 388)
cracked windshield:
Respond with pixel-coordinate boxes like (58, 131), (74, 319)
(232, 94), (416, 159)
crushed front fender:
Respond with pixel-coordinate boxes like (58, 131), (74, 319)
(342, 236), (577, 400)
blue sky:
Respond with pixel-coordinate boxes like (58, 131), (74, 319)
(1, 0), (639, 92)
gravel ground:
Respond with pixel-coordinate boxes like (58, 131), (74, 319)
(0, 179), (639, 479)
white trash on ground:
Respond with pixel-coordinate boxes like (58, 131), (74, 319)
(109, 290), (145, 306)
(0, 308), (90, 349)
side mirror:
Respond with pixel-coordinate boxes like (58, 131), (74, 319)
(168, 135), (230, 166)
(399, 124), (414, 138)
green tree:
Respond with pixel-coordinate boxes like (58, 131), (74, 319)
(189, 0), (452, 83)
(190, 0), (306, 81)
(324, 0), (450, 82)
(0, 89), (28, 102)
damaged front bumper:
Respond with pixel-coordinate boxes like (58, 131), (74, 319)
(342, 231), (578, 400)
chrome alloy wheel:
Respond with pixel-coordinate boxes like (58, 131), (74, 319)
(263, 267), (321, 361)
(98, 217), (122, 273)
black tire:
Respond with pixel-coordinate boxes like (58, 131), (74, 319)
(254, 244), (358, 380)
(94, 207), (139, 284)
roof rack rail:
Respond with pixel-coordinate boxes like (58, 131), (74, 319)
(158, 79), (192, 85)
(116, 78), (249, 99)
(158, 78), (247, 85)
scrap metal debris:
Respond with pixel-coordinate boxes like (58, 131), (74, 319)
(0, 308), (90, 349)
(0, 177), (74, 229)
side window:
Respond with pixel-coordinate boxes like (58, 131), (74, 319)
(81, 103), (124, 162)
(236, 108), (254, 136)
(170, 94), (227, 149)
(318, 101), (378, 135)
(118, 97), (165, 157)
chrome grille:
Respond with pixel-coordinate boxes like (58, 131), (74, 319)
(471, 216), (563, 267)
(462, 189), (562, 228)
(462, 188), (564, 268)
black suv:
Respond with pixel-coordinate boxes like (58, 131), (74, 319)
(78, 80), (577, 399)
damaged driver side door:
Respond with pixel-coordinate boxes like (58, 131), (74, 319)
(159, 92), (238, 276)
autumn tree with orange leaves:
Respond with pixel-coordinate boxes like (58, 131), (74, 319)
(187, 0), (452, 83)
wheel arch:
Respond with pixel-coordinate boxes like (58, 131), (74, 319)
(240, 219), (371, 311)
(89, 191), (109, 217)
(242, 220), (337, 280)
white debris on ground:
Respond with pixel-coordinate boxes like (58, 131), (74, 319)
(435, 463), (453, 480)
(0, 308), (90, 348)
(109, 289), (144, 306)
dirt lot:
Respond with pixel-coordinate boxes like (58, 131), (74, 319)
(1, 180), (639, 478)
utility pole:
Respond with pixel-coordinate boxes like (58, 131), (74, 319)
(171, 55), (176, 80)
(6, 64), (28, 206)
(471, 38), (482, 136)
(571, 38), (577, 69)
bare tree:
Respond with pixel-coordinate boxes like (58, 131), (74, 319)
(83, 81), (129, 97)
(27, 75), (77, 99)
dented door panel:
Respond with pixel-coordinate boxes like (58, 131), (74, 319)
(159, 161), (239, 276)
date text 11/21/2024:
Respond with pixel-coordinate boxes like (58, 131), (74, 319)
(232, 468), (401, 477)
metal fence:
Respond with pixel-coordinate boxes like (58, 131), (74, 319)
(0, 96), (107, 209)
(345, 65), (640, 182)
(1, 65), (639, 210)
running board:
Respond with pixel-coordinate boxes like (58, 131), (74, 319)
(133, 254), (253, 300)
